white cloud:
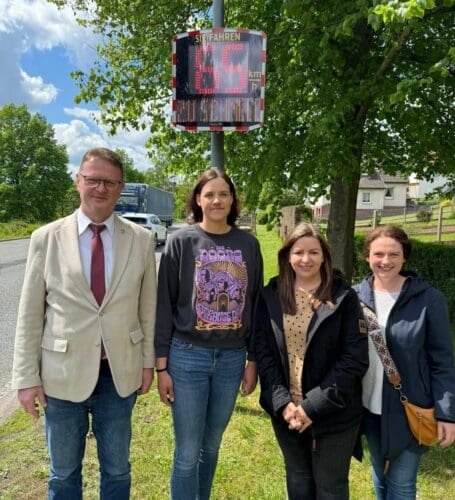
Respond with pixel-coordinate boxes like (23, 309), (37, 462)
(0, 0), (98, 109)
(20, 69), (58, 105)
(0, 1), (153, 174)
(54, 119), (108, 173)
(110, 125), (152, 148)
(54, 113), (152, 172)
(1, 0), (98, 67)
(64, 107), (152, 147)
(64, 107), (102, 123)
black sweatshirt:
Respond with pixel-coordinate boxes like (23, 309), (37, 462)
(154, 224), (263, 359)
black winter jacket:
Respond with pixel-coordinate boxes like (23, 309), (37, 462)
(354, 273), (455, 460)
(255, 274), (369, 437)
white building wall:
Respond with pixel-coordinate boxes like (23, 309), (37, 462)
(357, 189), (384, 210)
(383, 184), (407, 207)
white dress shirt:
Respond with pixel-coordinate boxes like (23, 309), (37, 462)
(77, 209), (115, 290)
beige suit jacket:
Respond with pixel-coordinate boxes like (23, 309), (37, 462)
(12, 212), (157, 401)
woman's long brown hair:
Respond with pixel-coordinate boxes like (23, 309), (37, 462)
(277, 223), (334, 315)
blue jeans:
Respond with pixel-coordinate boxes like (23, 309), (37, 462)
(363, 410), (423, 499)
(168, 337), (246, 500)
(272, 417), (359, 500)
(44, 360), (137, 500)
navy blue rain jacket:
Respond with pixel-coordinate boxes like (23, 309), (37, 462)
(354, 272), (455, 460)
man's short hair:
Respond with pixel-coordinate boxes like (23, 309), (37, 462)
(80, 148), (124, 176)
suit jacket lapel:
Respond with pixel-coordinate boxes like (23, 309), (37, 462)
(56, 213), (98, 307)
(103, 216), (133, 306)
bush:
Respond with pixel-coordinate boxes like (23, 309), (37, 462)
(295, 205), (313, 222)
(439, 200), (455, 218)
(353, 234), (455, 322)
(257, 211), (269, 225)
(416, 208), (432, 222)
(373, 211), (381, 226)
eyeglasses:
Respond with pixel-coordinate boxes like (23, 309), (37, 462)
(78, 173), (123, 190)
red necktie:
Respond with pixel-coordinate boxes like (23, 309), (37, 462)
(89, 224), (106, 306)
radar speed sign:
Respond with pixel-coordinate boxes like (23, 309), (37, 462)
(172, 28), (266, 131)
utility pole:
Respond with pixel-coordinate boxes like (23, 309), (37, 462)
(211, 0), (224, 170)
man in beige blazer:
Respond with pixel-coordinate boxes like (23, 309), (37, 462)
(12, 147), (156, 499)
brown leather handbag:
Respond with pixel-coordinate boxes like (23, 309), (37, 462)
(361, 302), (438, 446)
(402, 400), (438, 446)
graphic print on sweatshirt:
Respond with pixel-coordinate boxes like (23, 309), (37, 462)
(195, 246), (248, 330)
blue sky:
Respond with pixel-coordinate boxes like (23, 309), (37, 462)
(21, 45), (79, 124)
(0, 0), (152, 173)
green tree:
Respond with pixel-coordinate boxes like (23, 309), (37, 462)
(50, 0), (455, 277)
(0, 104), (71, 222)
(144, 164), (196, 221)
(115, 148), (147, 183)
(144, 164), (176, 192)
(57, 183), (80, 218)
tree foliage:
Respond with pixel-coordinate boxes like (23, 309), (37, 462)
(51, 0), (455, 276)
(0, 104), (71, 222)
(115, 149), (147, 183)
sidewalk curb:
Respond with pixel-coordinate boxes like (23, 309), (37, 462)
(0, 388), (19, 426)
(0, 237), (31, 242)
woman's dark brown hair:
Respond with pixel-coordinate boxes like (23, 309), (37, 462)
(187, 168), (240, 226)
(278, 223), (334, 315)
(362, 226), (412, 261)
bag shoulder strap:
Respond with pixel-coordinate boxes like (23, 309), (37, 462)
(360, 301), (402, 386)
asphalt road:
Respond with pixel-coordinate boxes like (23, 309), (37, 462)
(0, 239), (29, 422)
(0, 227), (174, 424)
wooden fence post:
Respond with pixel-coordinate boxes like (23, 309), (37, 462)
(436, 205), (443, 243)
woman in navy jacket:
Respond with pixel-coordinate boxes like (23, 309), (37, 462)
(354, 226), (455, 499)
(255, 223), (368, 500)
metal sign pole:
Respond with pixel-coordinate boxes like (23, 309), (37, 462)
(211, 0), (224, 170)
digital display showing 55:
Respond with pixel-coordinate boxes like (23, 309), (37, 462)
(172, 29), (266, 131)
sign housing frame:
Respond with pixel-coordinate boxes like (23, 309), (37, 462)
(172, 28), (266, 132)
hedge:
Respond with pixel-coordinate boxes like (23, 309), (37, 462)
(352, 234), (455, 322)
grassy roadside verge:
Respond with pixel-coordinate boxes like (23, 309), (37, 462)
(1, 389), (454, 499)
(0, 221), (42, 240)
(355, 207), (455, 243)
(0, 225), (453, 498)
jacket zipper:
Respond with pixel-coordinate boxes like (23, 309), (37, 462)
(311, 428), (317, 452)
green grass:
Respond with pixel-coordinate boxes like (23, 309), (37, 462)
(409, 232), (455, 243)
(256, 224), (281, 282)
(0, 220), (42, 240)
(355, 204), (455, 242)
(356, 214), (455, 228)
(0, 225), (454, 498)
(1, 389), (454, 499)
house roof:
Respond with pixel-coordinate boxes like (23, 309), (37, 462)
(359, 172), (386, 189)
(359, 171), (408, 189)
(381, 173), (408, 183)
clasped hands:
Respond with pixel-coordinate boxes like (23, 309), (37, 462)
(283, 402), (313, 433)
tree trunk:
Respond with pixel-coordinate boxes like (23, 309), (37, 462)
(327, 170), (360, 282)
